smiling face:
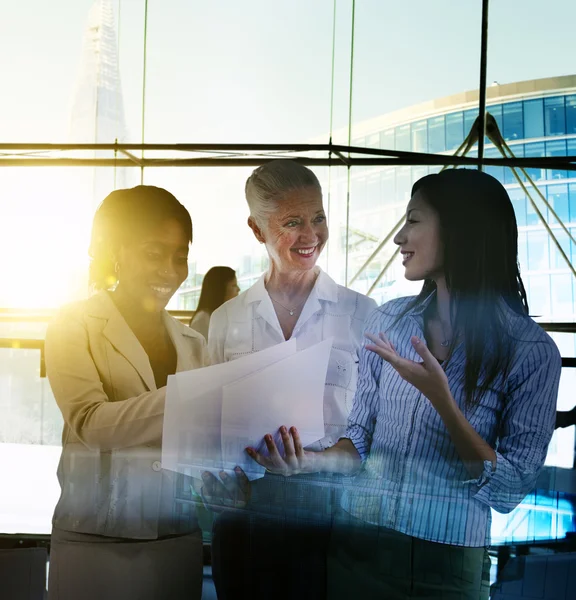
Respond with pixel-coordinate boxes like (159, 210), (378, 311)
(115, 218), (189, 312)
(393, 190), (444, 282)
(249, 186), (328, 274)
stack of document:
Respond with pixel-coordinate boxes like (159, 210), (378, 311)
(161, 338), (332, 481)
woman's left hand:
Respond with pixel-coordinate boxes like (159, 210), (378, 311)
(365, 332), (453, 410)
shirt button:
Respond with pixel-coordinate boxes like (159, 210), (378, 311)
(152, 461), (162, 472)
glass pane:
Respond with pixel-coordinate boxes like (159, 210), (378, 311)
(544, 96), (566, 137)
(510, 188), (527, 227)
(445, 112), (464, 151)
(524, 99), (545, 139)
(410, 121), (427, 153)
(548, 184), (569, 224)
(395, 124), (410, 152)
(524, 142), (546, 182)
(546, 139), (568, 180)
(428, 115), (446, 153)
(566, 95), (576, 134)
(380, 129), (394, 150)
(502, 102), (524, 141)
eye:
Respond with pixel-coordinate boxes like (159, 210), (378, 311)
(406, 218), (417, 225)
(146, 252), (162, 261)
(314, 215), (326, 223)
(285, 220), (299, 228)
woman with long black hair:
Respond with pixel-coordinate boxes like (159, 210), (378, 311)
(248, 169), (562, 599)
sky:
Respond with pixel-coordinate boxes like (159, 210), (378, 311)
(1, 0), (576, 306)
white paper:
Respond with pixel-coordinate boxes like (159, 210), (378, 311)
(221, 338), (332, 481)
(161, 338), (297, 478)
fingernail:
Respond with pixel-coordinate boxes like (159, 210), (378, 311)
(292, 427), (298, 434)
(265, 434), (272, 442)
(234, 466), (242, 473)
(245, 447), (253, 455)
(412, 336), (420, 344)
(220, 471), (228, 479)
(280, 426), (287, 434)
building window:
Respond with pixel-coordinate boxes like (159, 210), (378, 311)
(523, 99), (544, 139)
(548, 184), (569, 225)
(484, 145), (504, 183)
(510, 188), (527, 228)
(395, 124), (410, 152)
(524, 142), (546, 182)
(502, 102), (523, 141)
(569, 183), (576, 222)
(488, 104), (503, 135)
(566, 95), (576, 134)
(445, 112), (464, 151)
(428, 115), (446, 153)
(544, 96), (566, 137)
(411, 120), (427, 153)
(527, 231), (550, 272)
(380, 129), (394, 150)
(504, 144), (523, 185)
(464, 110), (477, 140)
(546, 139), (568, 180)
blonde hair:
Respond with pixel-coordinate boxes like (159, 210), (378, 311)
(245, 160), (322, 227)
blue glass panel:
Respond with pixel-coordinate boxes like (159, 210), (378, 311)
(548, 184), (569, 224)
(551, 274), (574, 320)
(380, 129), (394, 150)
(487, 104), (503, 134)
(484, 145), (504, 183)
(445, 112), (464, 151)
(411, 120), (427, 153)
(510, 188), (527, 227)
(518, 231), (528, 273)
(395, 124), (410, 152)
(569, 183), (576, 222)
(544, 96), (566, 137)
(524, 142), (546, 182)
(527, 274), (551, 317)
(504, 144), (523, 185)
(546, 139), (568, 180)
(396, 166), (412, 203)
(428, 115), (445, 153)
(503, 102), (523, 141)
(566, 95), (576, 135)
(464, 109), (477, 138)
(524, 99), (544, 139)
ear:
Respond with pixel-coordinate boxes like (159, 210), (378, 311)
(248, 217), (266, 244)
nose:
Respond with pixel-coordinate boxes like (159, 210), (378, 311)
(159, 258), (177, 279)
(393, 224), (406, 246)
(299, 223), (318, 244)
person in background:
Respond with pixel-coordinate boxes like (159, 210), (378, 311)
(45, 186), (208, 600)
(249, 169), (562, 600)
(189, 266), (239, 340)
(204, 159), (377, 600)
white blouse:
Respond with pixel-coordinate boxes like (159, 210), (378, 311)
(208, 268), (377, 450)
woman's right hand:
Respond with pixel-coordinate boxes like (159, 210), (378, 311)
(197, 467), (251, 513)
(246, 425), (319, 476)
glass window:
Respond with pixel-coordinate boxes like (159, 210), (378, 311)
(464, 109), (477, 141)
(381, 168), (396, 203)
(544, 96), (566, 137)
(411, 120), (427, 153)
(566, 95), (576, 135)
(510, 188), (527, 227)
(546, 140), (568, 180)
(484, 145), (504, 183)
(411, 165), (428, 183)
(395, 124), (410, 152)
(428, 115), (446, 153)
(502, 102), (523, 141)
(527, 275), (551, 318)
(523, 99), (544, 139)
(527, 231), (550, 272)
(551, 274), (574, 320)
(504, 143), (523, 185)
(550, 234), (572, 271)
(518, 231), (529, 273)
(524, 142), (546, 182)
(548, 184), (569, 225)
(445, 112), (464, 151)
(569, 184), (576, 223)
(380, 129), (394, 150)
(488, 104), (503, 135)
(396, 167), (412, 204)
(366, 133), (379, 148)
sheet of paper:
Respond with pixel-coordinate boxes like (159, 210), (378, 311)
(161, 338), (297, 478)
(220, 337), (332, 481)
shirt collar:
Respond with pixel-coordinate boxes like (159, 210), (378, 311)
(245, 267), (338, 305)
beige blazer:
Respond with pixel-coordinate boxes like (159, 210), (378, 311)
(45, 291), (209, 539)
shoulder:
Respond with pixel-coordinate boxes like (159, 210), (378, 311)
(46, 295), (100, 336)
(170, 313), (206, 344)
(210, 290), (250, 327)
(507, 312), (562, 372)
(362, 295), (417, 331)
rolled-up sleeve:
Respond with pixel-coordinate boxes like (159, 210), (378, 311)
(343, 309), (384, 462)
(472, 339), (562, 513)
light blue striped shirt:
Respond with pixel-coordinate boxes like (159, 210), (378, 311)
(342, 293), (562, 547)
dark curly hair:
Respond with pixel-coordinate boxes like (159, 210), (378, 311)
(89, 185), (192, 290)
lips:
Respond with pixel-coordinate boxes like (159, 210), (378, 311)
(149, 284), (174, 297)
(401, 251), (414, 265)
(292, 246), (317, 258)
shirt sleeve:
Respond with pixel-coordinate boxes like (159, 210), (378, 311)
(207, 304), (227, 365)
(343, 308), (384, 462)
(471, 338), (562, 514)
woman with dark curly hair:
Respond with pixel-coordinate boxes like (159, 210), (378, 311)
(45, 185), (208, 600)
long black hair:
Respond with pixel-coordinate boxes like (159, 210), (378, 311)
(89, 185), (192, 290)
(194, 266), (237, 315)
(406, 169), (529, 407)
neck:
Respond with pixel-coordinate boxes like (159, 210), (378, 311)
(265, 265), (319, 302)
(112, 286), (164, 331)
